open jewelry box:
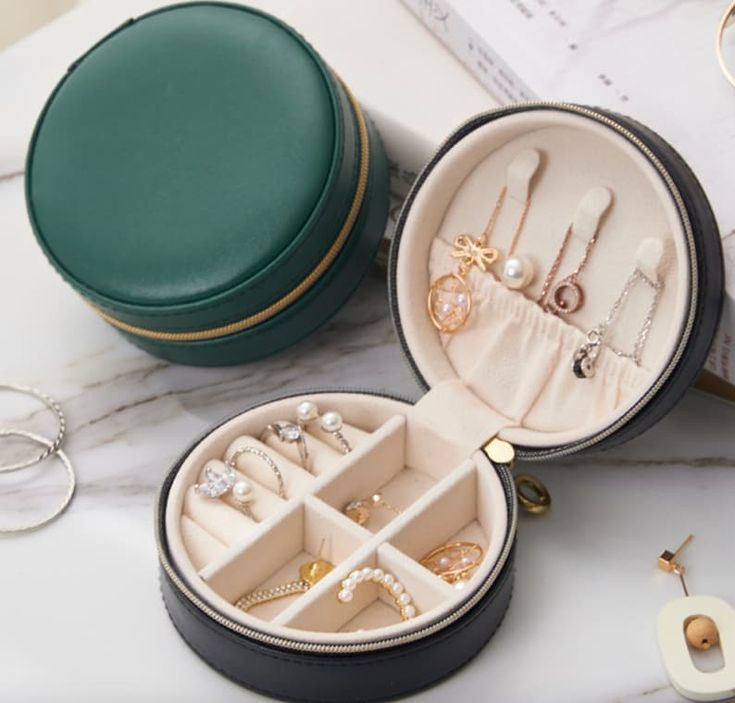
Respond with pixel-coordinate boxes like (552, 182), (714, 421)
(157, 104), (723, 702)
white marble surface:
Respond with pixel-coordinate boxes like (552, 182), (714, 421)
(2, 3), (735, 703)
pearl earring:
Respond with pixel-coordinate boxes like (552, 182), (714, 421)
(337, 567), (418, 620)
(499, 195), (535, 291)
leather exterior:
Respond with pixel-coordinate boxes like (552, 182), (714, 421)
(26, 3), (389, 364)
(388, 104), (724, 457)
(156, 391), (516, 702)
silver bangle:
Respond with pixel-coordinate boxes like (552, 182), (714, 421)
(0, 383), (65, 473)
(0, 430), (76, 534)
(260, 422), (310, 471)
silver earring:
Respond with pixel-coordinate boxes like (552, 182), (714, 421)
(573, 265), (663, 379)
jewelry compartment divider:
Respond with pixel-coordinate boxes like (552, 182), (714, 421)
(198, 498), (368, 623)
(315, 411), (469, 533)
(163, 391), (513, 643)
(389, 455), (506, 591)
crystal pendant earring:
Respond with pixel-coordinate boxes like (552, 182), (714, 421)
(427, 186), (507, 334)
(656, 535), (735, 701)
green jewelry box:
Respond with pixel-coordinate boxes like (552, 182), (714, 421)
(26, 2), (389, 366)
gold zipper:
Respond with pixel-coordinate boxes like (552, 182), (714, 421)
(157, 103), (701, 655)
(89, 80), (370, 343)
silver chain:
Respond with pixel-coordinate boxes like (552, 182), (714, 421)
(573, 268), (662, 378)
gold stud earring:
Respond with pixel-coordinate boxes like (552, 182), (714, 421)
(655, 534), (735, 702)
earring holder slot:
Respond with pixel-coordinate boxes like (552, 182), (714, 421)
(180, 514), (228, 571)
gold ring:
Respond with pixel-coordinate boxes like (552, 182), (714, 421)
(717, 1), (735, 87)
(514, 473), (551, 515)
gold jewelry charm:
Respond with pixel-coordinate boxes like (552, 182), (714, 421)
(337, 566), (418, 620)
(235, 558), (334, 612)
(420, 542), (484, 591)
(343, 492), (398, 526)
(428, 186), (507, 333)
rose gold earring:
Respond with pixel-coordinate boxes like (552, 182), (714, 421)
(343, 492), (398, 527)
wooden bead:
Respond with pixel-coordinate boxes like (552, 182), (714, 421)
(685, 616), (719, 650)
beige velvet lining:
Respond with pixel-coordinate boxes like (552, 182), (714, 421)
(395, 109), (690, 448)
(164, 393), (509, 645)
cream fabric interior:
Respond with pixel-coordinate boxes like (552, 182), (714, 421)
(395, 109), (691, 448)
(165, 393), (510, 645)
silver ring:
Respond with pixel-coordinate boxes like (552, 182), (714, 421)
(260, 422), (310, 471)
(0, 383), (66, 473)
(0, 430), (76, 534)
(227, 446), (286, 499)
(319, 411), (352, 454)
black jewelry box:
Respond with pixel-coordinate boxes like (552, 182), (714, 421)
(157, 105), (723, 701)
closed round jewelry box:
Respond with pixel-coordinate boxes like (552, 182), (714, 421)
(156, 107), (723, 701)
(26, 2), (389, 367)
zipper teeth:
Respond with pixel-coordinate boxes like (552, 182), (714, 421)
(155, 388), (516, 655)
(90, 79), (370, 343)
(390, 101), (699, 462)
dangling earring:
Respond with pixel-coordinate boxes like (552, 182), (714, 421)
(499, 196), (533, 290)
(538, 186), (612, 315)
(572, 238), (664, 378)
(427, 186), (507, 334)
(656, 534), (735, 701)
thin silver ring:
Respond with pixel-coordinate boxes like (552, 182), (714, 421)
(227, 446), (286, 499)
(0, 383), (66, 472)
(260, 422), (310, 471)
(0, 430), (76, 534)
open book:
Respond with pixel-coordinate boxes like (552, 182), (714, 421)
(403, 0), (735, 387)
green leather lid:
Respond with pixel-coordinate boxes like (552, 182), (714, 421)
(28, 3), (347, 320)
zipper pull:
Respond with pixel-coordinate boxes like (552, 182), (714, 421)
(483, 437), (551, 515)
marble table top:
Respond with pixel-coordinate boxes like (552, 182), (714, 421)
(2, 3), (735, 703)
